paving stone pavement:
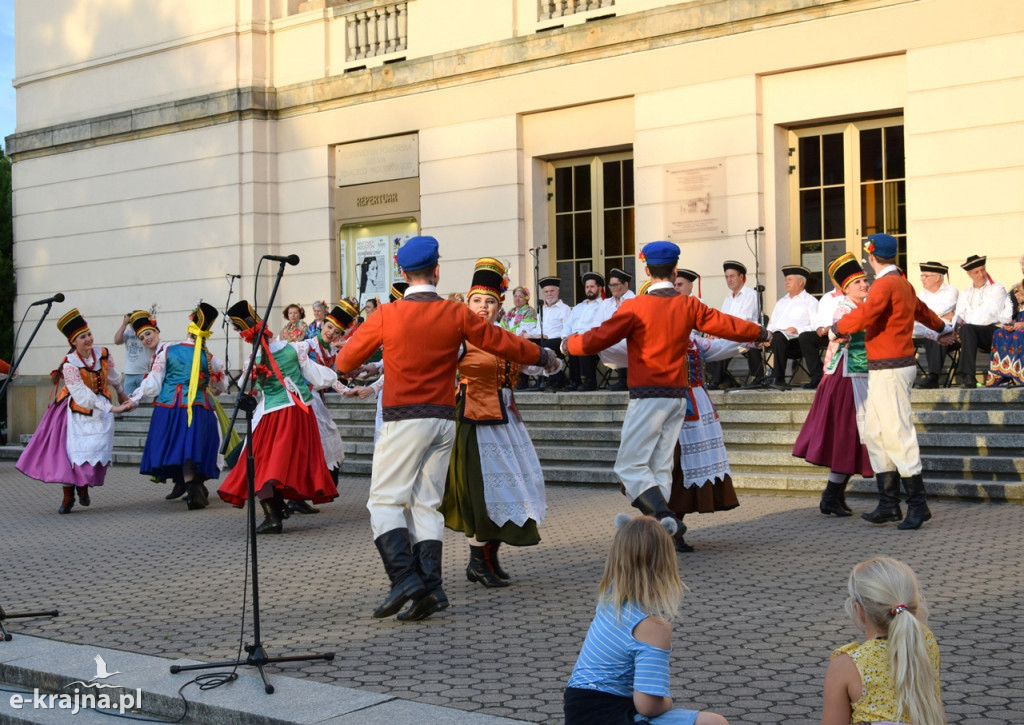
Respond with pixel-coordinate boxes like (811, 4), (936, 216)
(0, 461), (1021, 724)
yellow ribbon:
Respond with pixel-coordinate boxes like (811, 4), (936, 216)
(186, 322), (213, 427)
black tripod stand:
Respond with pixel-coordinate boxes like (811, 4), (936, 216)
(732, 227), (787, 392)
(169, 258), (334, 692)
(0, 295), (64, 640)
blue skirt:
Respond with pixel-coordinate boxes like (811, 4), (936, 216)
(140, 404), (221, 483)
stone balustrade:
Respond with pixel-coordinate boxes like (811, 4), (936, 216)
(345, 2), (408, 62)
(538, 0), (615, 21)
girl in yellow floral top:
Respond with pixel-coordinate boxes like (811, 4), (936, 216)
(822, 557), (945, 725)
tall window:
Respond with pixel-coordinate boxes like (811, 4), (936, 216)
(791, 119), (905, 293)
(550, 153), (634, 304)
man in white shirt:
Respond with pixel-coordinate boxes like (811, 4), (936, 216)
(797, 284), (845, 389)
(913, 261), (958, 388)
(673, 269), (701, 301)
(954, 254), (1012, 387)
(562, 272), (607, 391)
(764, 265), (819, 387)
(527, 276), (572, 390)
(599, 268), (635, 391)
(708, 260), (762, 388)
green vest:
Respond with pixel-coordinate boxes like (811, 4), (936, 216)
(257, 342), (314, 411)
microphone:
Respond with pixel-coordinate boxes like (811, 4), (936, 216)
(30, 293), (65, 306)
(226, 273), (241, 279)
(262, 254), (300, 266)
(747, 226), (764, 232)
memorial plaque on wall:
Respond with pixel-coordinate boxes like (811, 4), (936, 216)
(663, 159), (727, 241)
(335, 134), (419, 188)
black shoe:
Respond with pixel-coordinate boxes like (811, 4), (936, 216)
(819, 480), (852, 517)
(562, 382), (579, 392)
(58, 486), (75, 515)
(287, 500), (320, 515)
(917, 373), (939, 389)
(185, 482), (209, 510)
(373, 529), (426, 618)
(742, 378), (765, 389)
(673, 526), (695, 552)
(608, 379), (628, 392)
(861, 472), (903, 523)
(255, 499), (283, 534)
(76, 486), (91, 507)
(956, 374), (977, 389)
(483, 540), (509, 580)
(802, 378), (821, 390)
(398, 540), (449, 621)
(897, 474), (932, 530)
(165, 481), (188, 500)
(466, 545), (509, 588)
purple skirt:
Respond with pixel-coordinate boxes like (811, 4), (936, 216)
(792, 373), (873, 477)
(16, 403), (107, 487)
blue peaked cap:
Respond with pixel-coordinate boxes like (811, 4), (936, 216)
(865, 233), (898, 259)
(641, 241), (680, 266)
(397, 235), (440, 272)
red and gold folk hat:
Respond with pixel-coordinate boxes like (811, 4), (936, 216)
(466, 258), (509, 303)
(130, 309), (158, 336)
(57, 308), (90, 344)
(828, 253), (866, 291)
(326, 298), (359, 330)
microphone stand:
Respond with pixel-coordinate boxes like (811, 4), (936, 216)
(731, 228), (785, 393)
(0, 300), (62, 640)
(527, 246), (554, 393)
(170, 259), (334, 692)
(222, 275), (241, 393)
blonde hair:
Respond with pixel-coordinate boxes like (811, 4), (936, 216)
(845, 557), (946, 725)
(598, 517), (684, 621)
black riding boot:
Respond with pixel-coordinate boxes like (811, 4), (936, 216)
(897, 474), (932, 530)
(673, 515), (694, 553)
(76, 485), (91, 507)
(819, 477), (852, 517)
(631, 487), (682, 536)
(483, 540), (509, 580)
(398, 540), (449, 622)
(860, 472), (903, 523)
(372, 528), (426, 618)
(185, 478), (209, 510)
(58, 485), (75, 514)
(466, 544), (509, 588)
(255, 497), (283, 534)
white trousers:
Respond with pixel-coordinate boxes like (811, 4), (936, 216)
(862, 366), (922, 477)
(368, 417), (456, 541)
(614, 397), (687, 501)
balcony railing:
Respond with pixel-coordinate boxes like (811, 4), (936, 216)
(345, 2), (408, 61)
(538, 0), (615, 21)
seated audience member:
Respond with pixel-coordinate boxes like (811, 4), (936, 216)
(673, 269), (701, 301)
(953, 255), (1011, 388)
(913, 261), (958, 388)
(985, 253), (1024, 387)
(526, 276), (572, 390)
(600, 268), (635, 391)
(709, 260), (762, 389)
(764, 265), (818, 387)
(562, 272), (607, 392)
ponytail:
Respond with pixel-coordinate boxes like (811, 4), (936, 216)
(847, 558), (946, 725)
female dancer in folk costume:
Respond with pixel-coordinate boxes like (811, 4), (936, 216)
(440, 258), (560, 587)
(792, 253), (873, 518)
(129, 303), (226, 510)
(667, 332), (752, 553)
(17, 309), (135, 513)
(217, 300), (344, 534)
(287, 297), (359, 515)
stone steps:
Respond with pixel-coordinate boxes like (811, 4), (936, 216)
(3, 388), (1021, 502)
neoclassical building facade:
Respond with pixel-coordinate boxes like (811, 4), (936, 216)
(6, 0), (1023, 434)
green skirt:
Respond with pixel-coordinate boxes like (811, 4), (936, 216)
(440, 412), (540, 547)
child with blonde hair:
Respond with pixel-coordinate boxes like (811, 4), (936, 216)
(822, 557), (945, 725)
(564, 516), (728, 725)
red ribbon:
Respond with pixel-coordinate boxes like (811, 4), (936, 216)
(240, 327), (309, 412)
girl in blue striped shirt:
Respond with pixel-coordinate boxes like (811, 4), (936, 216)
(564, 516), (729, 725)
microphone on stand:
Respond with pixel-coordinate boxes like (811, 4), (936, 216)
(30, 293), (65, 306)
(262, 254), (300, 266)
(226, 274), (241, 280)
(747, 226), (764, 233)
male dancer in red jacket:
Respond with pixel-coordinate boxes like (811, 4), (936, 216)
(338, 236), (559, 621)
(833, 234), (953, 530)
(564, 241), (769, 537)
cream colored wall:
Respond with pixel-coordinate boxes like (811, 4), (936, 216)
(905, 31), (1024, 290)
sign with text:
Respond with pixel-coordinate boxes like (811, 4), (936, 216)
(335, 134), (418, 187)
(663, 159), (727, 241)
(336, 177), (420, 222)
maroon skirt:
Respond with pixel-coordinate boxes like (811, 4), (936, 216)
(218, 404), (338, 506)
(792, 372), (873, 477)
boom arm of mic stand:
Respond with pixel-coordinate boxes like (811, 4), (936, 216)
(0, 301), (58, 402)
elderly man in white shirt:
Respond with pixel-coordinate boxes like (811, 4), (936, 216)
(913, 261), (959, 388)
(526, 276), (572, 390)
(598, 268), (635, 391)
(562, 271), (608, 391)
(953, 254), (1012, 388)
(764, 265), (819, 387)
(797, 282), (846, 390)
(708, 260), (762, 388)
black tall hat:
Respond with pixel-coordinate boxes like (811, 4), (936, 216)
(130, 310), (158, 335)
(226, 300), (260, 332)
(389, 282), (409, 302)
(57, 308), (89, 344)
(326, 298), (359, 330)
(190, 302), (219, 332)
